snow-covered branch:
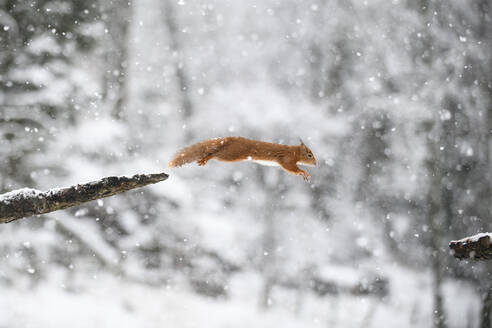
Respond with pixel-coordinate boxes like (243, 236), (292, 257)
(0, 173), (169, 223)
(449, 233), (492, 261)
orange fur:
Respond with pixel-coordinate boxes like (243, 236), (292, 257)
(167, 137), (317, 181)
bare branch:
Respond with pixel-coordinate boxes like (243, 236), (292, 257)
(449, 233), (492, 260)
(0, 172), (169, 223)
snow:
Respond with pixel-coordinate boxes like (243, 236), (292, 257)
(0, 187), (43, 203)
(317, 265), (363, 287)
(0, 266), (480, 328)
(451, 232), (492, 243)
(26, 34), (61, 55)
(1, 0), (490, 327)
(0, 273), (310, 328)
(54, 213), (120, 267)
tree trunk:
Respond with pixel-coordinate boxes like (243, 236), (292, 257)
(256, 167), (284, 310)
(449, 233), (492, 260)
(431, 254), (445, 328)
(418, 0), (447, 325)
(481, 284), (492, 328)
(162, 0), (194, 139)
(102, 0), (133, 120)
(425, 121), (447, 328)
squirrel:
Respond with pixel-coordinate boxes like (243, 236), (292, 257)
(167, 136), (317, 181)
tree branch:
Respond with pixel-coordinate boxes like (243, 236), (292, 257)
(0, 173), (169, 223)
(449, 233), (492, 260)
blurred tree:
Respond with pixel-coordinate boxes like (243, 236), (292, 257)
(0, 0), (101, 284)
(473, 0), (492, 326)
(0, 0), (100, 191)
(161, 0), (194, 141)
(256, 166), (284, 309)
(100, 0), (132, 120)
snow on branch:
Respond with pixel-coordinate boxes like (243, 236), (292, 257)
(0, 173), (169, 223)
(449, 233), (492, 260)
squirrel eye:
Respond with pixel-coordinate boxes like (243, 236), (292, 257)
(308, 154), (313, 158)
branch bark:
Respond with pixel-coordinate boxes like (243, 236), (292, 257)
(0, 172), (169, 223)
(449, 233), (492, 260)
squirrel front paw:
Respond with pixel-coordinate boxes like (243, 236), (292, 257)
(300, 171), (310, 182)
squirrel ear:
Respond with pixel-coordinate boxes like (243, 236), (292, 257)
(299, 138), (305, 146)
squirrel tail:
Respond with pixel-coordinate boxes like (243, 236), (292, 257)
(167, 138), (226, 168)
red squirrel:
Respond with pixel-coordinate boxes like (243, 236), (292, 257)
(167, 136), (317, 181)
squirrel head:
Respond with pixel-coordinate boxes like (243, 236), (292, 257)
(298, 139), (317, 166)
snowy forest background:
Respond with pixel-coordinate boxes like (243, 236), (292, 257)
(1, 0), (492, 327)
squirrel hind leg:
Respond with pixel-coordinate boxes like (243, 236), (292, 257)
(197, 154), (214, 166)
